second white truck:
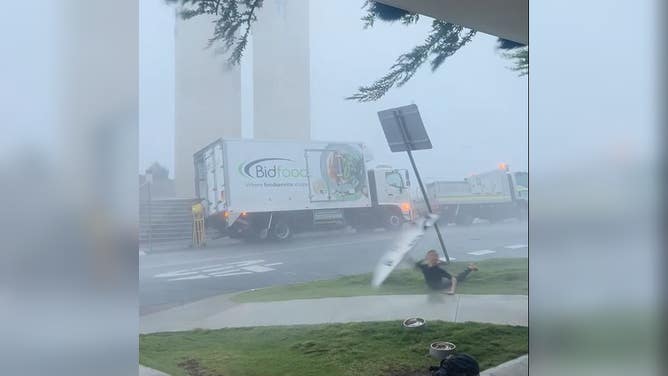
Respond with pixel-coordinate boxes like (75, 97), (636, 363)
(193, 139), (413, 241)
(424, 166), (528, 225)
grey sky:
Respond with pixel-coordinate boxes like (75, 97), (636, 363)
(139, 0), (528, 180)
(0, 1), (58, 159)
(140, 0), (175, 175)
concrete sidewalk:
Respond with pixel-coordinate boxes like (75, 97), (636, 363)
(139, 365), (169, 376)
(141, 356), (528, 376)
(141, 293), (527, 334)
(481, 355), (528, 376)
(140, 355), (528, 376)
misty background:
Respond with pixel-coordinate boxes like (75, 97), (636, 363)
(139, 0), (528, 181)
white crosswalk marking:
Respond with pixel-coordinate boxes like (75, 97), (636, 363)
(209, 271), (253, 277)
(189, 264), (225, 271)
(467, 250), (496, 256)
(504, 244), (527, 249)
(155, 259), (283, 281)
(168, 275), (210, 282)
(228, 260), (266, 267)
(242, 265), (275, 273)
(154, 270), (199, 278)
(201, 265), (239, 273)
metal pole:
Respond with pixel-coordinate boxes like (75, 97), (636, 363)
(147, 181), (153, 253)
(394, 111), (450, 263)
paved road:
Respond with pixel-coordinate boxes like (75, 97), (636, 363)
(140, 221), (527, 315)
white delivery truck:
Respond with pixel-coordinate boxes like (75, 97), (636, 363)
(425, 165), (528, 225)
(193, 139), (413, 241)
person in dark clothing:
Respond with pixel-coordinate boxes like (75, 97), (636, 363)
(430, 353), (480, 376)
(416, 250), (478, 294)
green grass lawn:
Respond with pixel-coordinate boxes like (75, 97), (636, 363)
(140, 321), (528, 376)
(233, 258), (527, 303)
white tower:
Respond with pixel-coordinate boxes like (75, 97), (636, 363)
(173, 14), (242, 197)
(252, 0), (311, 140)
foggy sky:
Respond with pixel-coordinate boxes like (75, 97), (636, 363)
(139, 0), (528, 181)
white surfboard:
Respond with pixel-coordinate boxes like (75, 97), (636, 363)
(371, 214), (440, 287)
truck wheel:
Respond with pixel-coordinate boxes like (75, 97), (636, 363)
(384, 211), (403, 231)
(271, 221), (292, 240)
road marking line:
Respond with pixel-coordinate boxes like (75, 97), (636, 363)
(504, 244), (527, 249)
(242, 265), (275, 273)
(188, 264), (225, 271)
(154, 259), (284, 281)
(467, 250), (496, 256)
(168, 275), (210, 281)
(225, 260), (266, 267)
(154, 271), (199, 278)
(201, 265), (239, 273)
(209, 271), (254, 277)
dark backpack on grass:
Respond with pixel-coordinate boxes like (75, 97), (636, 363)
(429, 353), (480, 376)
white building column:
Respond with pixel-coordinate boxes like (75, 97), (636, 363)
(252, 0), (311, 140)
(173, 13), (242, 197)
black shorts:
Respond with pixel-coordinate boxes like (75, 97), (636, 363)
(428, 281), (454, 290)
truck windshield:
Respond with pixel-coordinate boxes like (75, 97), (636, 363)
(385, 171), (404, 189)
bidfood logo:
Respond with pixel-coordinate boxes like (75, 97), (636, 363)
(239, 158), (308, 179)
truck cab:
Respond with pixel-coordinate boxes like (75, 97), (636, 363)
(368, 165), (413, 225)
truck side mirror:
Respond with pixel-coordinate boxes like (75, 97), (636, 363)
(404, 171), (411, 187)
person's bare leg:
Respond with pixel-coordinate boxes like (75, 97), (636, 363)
(447, 277), (458, 295)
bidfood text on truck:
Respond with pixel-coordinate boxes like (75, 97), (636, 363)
(424, 165), (528, 225)
(193, 139), (413, 241)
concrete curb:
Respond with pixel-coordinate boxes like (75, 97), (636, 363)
(481, 354), (528, 376)
(139, 365), (170, 376)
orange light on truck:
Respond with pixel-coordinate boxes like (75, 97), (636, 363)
(498, 162), (509, 171)
(401, 202), (411, 212)
(241, 211), (248, 217)
(223, 211), (230, 218)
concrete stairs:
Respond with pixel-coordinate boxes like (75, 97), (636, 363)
(139, 198), (197, 243)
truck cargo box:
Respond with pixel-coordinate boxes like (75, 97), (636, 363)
(194, 139), (372, 217)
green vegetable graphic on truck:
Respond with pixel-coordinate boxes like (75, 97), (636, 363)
(319, 144), (367, 201)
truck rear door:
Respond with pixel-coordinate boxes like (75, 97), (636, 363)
(197, 142), (226, 215)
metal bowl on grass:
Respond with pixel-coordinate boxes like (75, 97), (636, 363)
(402, 317), (425, 329)
(429, 341), (456, 360)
